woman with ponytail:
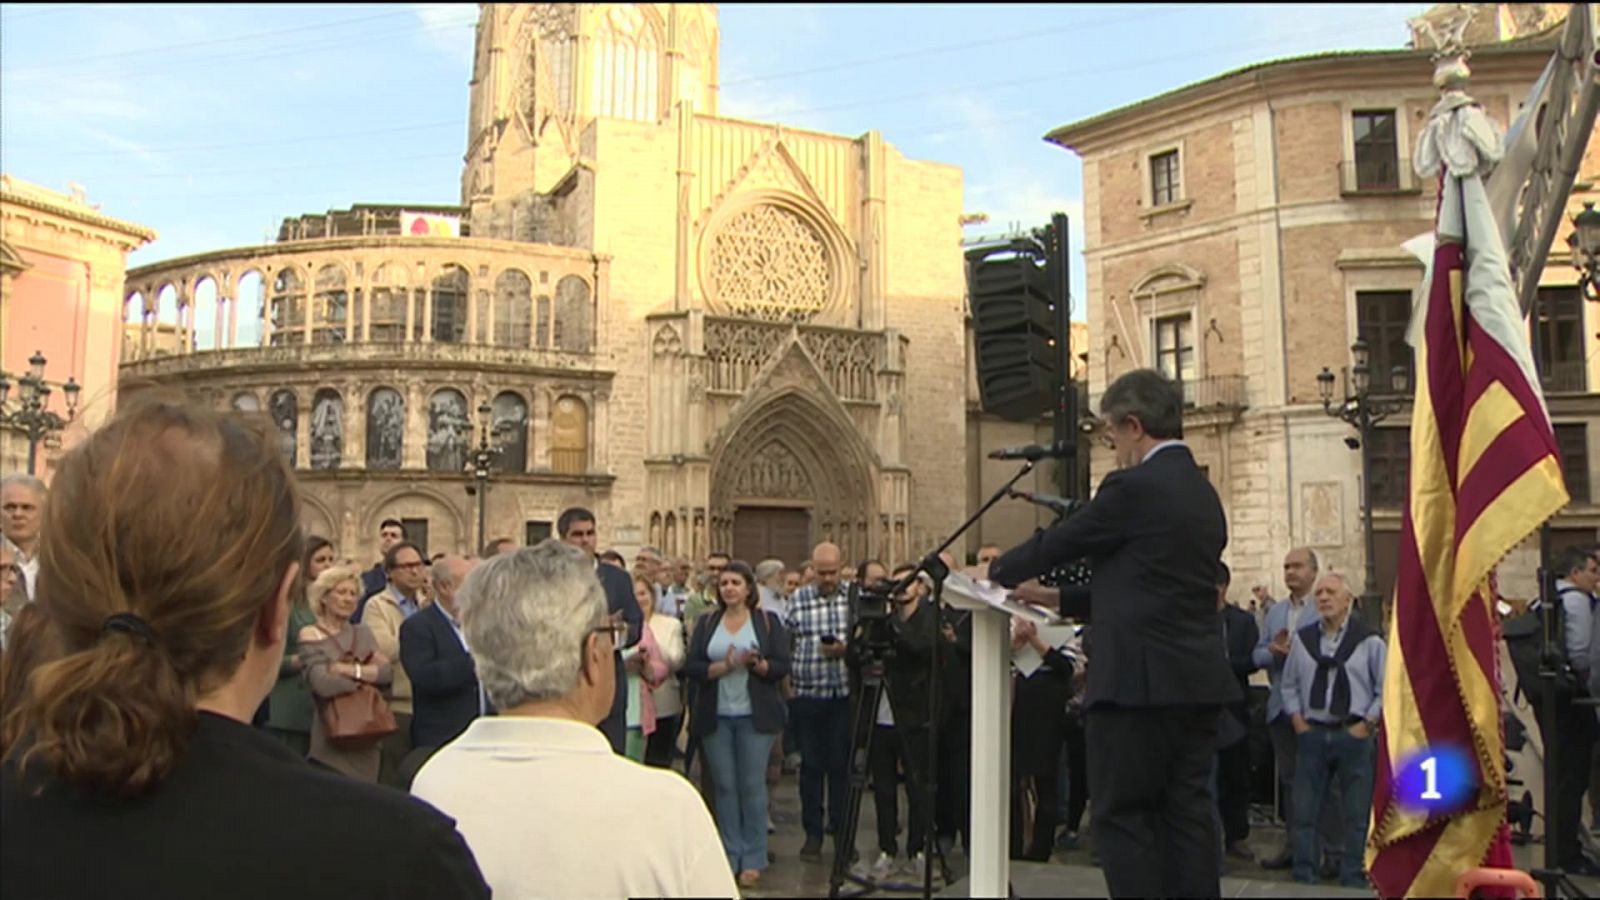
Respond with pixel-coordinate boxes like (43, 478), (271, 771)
(0, 394), (489, 899)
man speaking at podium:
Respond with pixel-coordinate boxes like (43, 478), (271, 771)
(989, 368), (1240, 897)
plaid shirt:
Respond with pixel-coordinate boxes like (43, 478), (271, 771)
(785, 583), (852, 699)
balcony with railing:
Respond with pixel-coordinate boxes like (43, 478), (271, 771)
(1540, 359), (1589, 393)
(1179, 375), (1248, 412)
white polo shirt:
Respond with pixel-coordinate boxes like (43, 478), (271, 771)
(411, 716), (738, 900)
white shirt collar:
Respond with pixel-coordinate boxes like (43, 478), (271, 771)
(453, 715), (612, 755)
(1141, 439), (1187, 464)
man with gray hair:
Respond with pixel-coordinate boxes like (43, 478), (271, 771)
(1, 474), (45, 605)
(755, 558), (789, 621)
(988, 368), (1238, 897)
(401, 555), (486, 753)
(411, 540), (736, 898)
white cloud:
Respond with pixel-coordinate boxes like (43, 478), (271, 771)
(78, 126), (156, 162)
(409, 3), (476, 61)
(719, 81), (819, 127)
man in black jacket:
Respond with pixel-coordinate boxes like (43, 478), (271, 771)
(401, 556), (488, 751)
(847, 563), (938, 879)
(989, 368), (1239, 898)
(558, 507), (643, 754)
(1216, 562), (1259, 863)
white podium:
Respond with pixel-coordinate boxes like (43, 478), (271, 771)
(943, 574), (1057, 899)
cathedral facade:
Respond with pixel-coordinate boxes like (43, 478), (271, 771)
(118, 3), (967, 566)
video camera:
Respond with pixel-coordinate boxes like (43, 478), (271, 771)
(848, 555), (949, 661)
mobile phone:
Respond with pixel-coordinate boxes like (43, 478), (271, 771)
(820, 635), (839, 645)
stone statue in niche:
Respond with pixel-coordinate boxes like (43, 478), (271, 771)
(427, 390), (472, 473)
(269, 390), (297, 467)
(309, 391), (343, 471)
(366, 388), (405, 469)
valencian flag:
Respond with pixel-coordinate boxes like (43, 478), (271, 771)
(1365, 78), (1569, 896)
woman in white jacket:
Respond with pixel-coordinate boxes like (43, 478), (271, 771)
(639, 574), (687, 769)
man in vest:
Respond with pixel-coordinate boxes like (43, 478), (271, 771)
(1280, 572), (1386, 888)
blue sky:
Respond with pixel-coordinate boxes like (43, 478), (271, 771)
(0, 2), (1429, 314)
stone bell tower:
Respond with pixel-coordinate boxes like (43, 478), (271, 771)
(460, 3), (721, 224)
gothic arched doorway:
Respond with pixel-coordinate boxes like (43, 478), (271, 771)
(709, 387), (877, 566)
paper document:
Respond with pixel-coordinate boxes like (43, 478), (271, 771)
(943, 571), (1063, 625)
(1010, 624), (1080, 677)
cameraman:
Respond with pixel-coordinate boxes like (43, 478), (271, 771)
(988, 368), (1239, 898)
(847, 563), (937, 881)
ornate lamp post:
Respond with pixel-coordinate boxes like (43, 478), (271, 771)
(1317, 337), (1409, 627)
(464, 400), (500, 553)
(1567, 200), (1600, 303)
(0, 350), (81, 476)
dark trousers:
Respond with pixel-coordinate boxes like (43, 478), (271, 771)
(870, 724), (931, 856)
(792, 695), (852, 839)
(1269, 714), (1341, 859)
(1011, 770), (1060, 861)
(1063, 713), (1089, 834)
(1216, 733), (1252, 843)
(646, 714), (681, 769)
(936, 710), (971, 845)
(1530, 690), (1599, 868)
(1088, 705), (1222, 899)
(1290, 725), (1375, 887)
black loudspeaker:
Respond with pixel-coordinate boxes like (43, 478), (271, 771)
(969, 245), (1058, 420)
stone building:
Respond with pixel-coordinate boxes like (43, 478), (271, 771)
(1044, 3), (1600, 600)
(1, 175), (155, 478)
(118, 3), (966, 566)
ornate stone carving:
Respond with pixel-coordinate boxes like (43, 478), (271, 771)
(309, 388), (344, 471)
(798, 328), (880, 401)
(732, 441), (812, 500)
(426, 389), (472, 473)
(652, 324), (683, 356)
(707, 204), (832, 322)
(704, 317), (789, 393)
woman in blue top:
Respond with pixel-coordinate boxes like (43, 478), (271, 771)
(683, 560), (791, 889)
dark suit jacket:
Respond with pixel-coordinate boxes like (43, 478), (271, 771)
(1221, 604), (1259, 722)
(595, 561), (643, 752)
(400, 602), (485, 749)
(1, 712), (489, 899)
(683, 607), (792, 736)
(846, 597), (938, 730)
(989, 444), (1240, 710)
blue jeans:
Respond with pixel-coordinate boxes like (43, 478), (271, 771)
(791, 695), (852, 839)
(701, 715), (778, 874)
(1291, 726), (1374, 887)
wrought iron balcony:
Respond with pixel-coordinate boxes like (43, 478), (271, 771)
(1179, 375), (1247, 412)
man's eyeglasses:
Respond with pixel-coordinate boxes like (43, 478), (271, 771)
(392, 561), (428, 571)
(588, 621), (628, 645)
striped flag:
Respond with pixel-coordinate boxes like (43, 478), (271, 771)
(1364, 144), (1570, 892)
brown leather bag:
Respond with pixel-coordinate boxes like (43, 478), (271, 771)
(320, 655), (398, 746)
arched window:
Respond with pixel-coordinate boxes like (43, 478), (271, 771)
(370, 264), (408, 342)
(270, 269), (306, 346)
(591, 4), (662, 122)
(491, 391), (529, 473)
(494, 270), (533, 347)
(426, 388), (471, 472)
(553, 275), (592, 352)
(431, 265), (469, 343)
(235, 271), (265, 347)
(312, 264), (349, 345)
(550, 394), (588, 475)
(309, 388), (344, 470)
(155, 284), (181, 357)
(269, 390), (298, 467)
(192, 277), (221, 351)
(366, 387), (405, 469)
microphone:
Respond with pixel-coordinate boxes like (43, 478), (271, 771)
(1008, 490), (1082, 517)
(987, 440), (1073, 461)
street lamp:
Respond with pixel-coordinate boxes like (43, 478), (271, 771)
(0, 350), (81, 475)
(1567, 200), (1600, 303)
(1317, 339), (1410, 629)
(464, 400), (500, 553)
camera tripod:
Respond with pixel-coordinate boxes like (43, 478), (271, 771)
(827, 634), (953, 899)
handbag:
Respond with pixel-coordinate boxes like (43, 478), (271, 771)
(319, 648), (398, 746)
